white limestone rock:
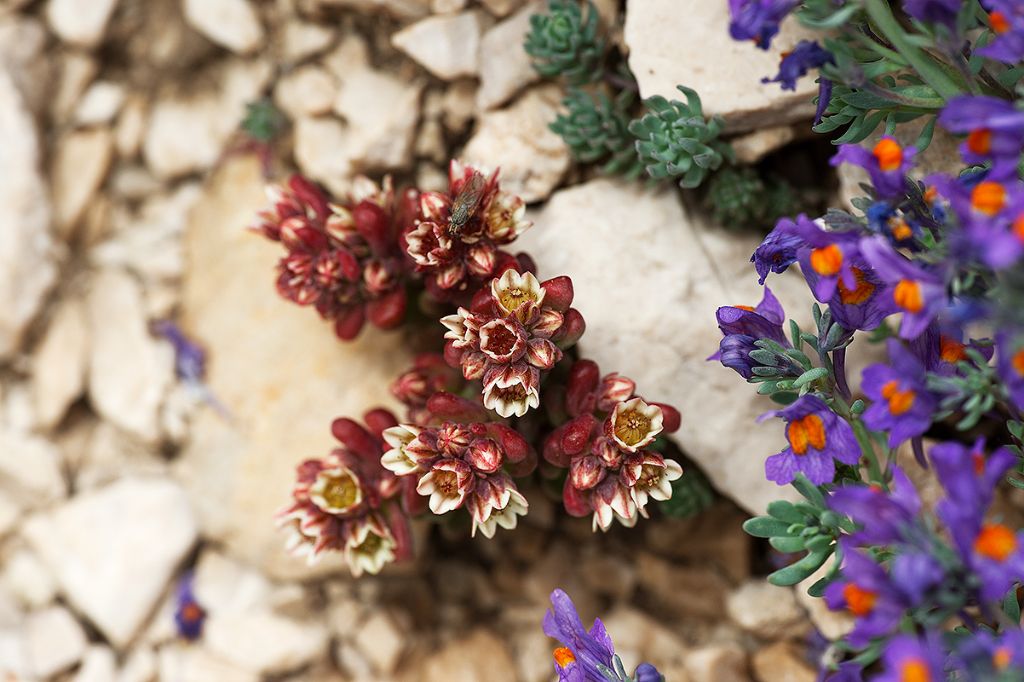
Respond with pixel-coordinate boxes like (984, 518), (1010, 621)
(273, 65), (338, 120)
(725, 580), (805, 639)
(176, 158), (411, 578)
(183, 0), (265, 55)
(193, 551), (273, 615)
(280, 20), (335, 64)
(392, 12), (482, 80)
(74, 645), (118, 682)
(2, 546), (57, 609)
(86, 269), (175, 443)
(313, 0), (429, 20)
(0, 429), (66, 510)
(158, 643), (259, 682)
(519, 179), (805, 514)
(333, 64), (422, 171)
(143, 59), (272, 179)
(53, 127), (114, 236)
(204, 611), (329, 676)
(352, 612), (405, 675)
(625, 0), (818, 132)
(463, 85), (569, 203)
(46, 0), (119, 48)
(0, 66), (57, 360)
(476, 1), (541, 110)
(75, 80), (126, 126)
(25, 605), (88, 677)
(21, 477), (198, 648)
(294, 116), (353, 196)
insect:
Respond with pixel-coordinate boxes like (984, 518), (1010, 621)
(447, 172), (486, 237)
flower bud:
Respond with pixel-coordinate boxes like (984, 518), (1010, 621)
(466, 243), (497, 277)
(426, 392), (489, 423)
(467, 438), (504, 473)
(569, 455), (604, 490)
(352, 201), (390, 255)
(562, 479), (592, 518)
(331, 417), (379, 460)
(561, 414), (597, 456)
(566, 360), (601, 417)
(552, 308), (586, 349)
(652, 402), (681, 433)
(488, 423), (532, 464)
(366, 289), (406, 329)
(542, 427), (570, 467)
(540, 276), (574, 312)
(526, 337), (562, 370)
(363, 408), (398, 437)
(334, 306), (366, 340)
(598, 373), (636, 411)
(460, 350), (488, 380)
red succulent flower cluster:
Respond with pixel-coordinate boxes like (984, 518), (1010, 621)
(276, 410), (415, 576)
(255, 175), (419, 340)
(544, 360), (683, 531)
(381, 420), (536, 538)
(406, 161), (532, 300)
(441, 269), (586, 418)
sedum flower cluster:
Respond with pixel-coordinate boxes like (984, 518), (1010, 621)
(710, 1), (1024, 680)
(259, 161), (687, 576)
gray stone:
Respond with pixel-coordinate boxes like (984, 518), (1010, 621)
(183, 0), (265, 55)
(25, 605), (88, 677)
(392, 12), (482, 80)
(519, 178), (803, 514)
(46, 0), (119, 48)
(0, 66), (57, 360)
(463, 85), (570, 203)
(22, 477), (198, 648)
(625, 0), (818, 132)
(53, 127), (114, 236)
(203, 610), (329, 676)
(476, 2), (542, 110)
(726, 580), (805, 639)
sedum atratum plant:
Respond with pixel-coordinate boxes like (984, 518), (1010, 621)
(256, 160), (690, 580)
(538, 1), (1024, 681)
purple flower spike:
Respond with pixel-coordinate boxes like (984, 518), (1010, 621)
(938, 96), (1024, 180)
(997, 331), (1024, 410)
(876, 634), (947, 682)
(861, 339), (937, 447)
(830, 138), (916, 199)
(978, 1), (1024, 64)
(860, 236), (946, 340)
(728, 0), (799, 49)
(823, 546), (906, 647)
(174, 571), (206, 641)
(763, 395), (860, 485)
(761, 40), (833, 91)
(543, 589), (616, 681)
(790, 215), (862, 303)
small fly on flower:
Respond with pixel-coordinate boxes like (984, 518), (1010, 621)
(447, 171), (486, 238)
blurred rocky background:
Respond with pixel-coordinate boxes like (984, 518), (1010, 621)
(0, 0), (855, 680)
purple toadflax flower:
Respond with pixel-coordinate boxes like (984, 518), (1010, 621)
(751, 218), (804, 284)
(902, 0), (961, 27)
(787, 215), (863, 303)
(712, 287), (789, 379)
(824, 542), (942, 648)
(979, 1), (1024, 64)
(861, 339), (937, 447)
(829, 466), (921, 546)
(543, 589), (661, 681)
(932, 440), (1024, 602)
(831, 138), (916, 199)
(938, 96), (1024, 181)
(762, 40), (833, 90)
(927, 174), (1024, 270)
(728, 0), (799, 49)
(860, 236), (946, 340)
(876, 634), (947, 682)
(762, 395), (860, 485)
(174, 571), (206, 641)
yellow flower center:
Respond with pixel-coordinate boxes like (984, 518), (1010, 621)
(967, 129), (992, 155)
(837, 267), (876, 305)
(810, 244), (843, 276)
(614, 409), (653, 447)
(787, 414), (826, 455)
(971, 181), (1007, 216)
(499, 285), (537, 314)
(553, 647), (576, 668)
(881, 380), (916, 416)
(873, 138), (903, 172)
(842, 583), (877, 617)
(975, 523), (1017, 562)
(317, 471), (360, 511)
(894, 279), (924, 313)
(900, 658), (931, 682)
